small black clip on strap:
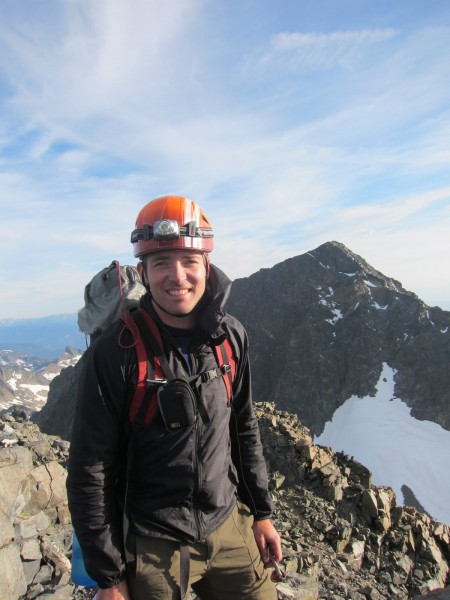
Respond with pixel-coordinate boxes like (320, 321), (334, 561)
(198, 363), (231, 384)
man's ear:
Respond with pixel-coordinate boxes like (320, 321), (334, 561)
(137, 261), (146, 285)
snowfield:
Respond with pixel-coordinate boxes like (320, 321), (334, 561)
(315, 363), (450, 526)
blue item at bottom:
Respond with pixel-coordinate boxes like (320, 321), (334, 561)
(71, 532), (97, 587)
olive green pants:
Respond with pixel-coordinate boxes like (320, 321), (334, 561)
(127, 502), (277, 599)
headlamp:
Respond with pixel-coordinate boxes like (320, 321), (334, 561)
(153, 220), (180, 241)
(130, 220), (214, 244)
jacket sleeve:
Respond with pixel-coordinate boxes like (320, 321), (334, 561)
(228, 321), (274, 520)
(66, 324), (134, 589)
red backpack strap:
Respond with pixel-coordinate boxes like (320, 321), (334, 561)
(120, 310), (164, 427)
(135, 308), (164, 347)
(213, 338), (236, 406)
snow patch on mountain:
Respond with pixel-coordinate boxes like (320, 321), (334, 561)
(315, 363), (450, 526)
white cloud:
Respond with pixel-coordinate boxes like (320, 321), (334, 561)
(1, 3), (450, 316)
(270, 28), (396, 65)
(248, 28), (396, 73)
(0, 0), (207, 150)
(334, 187), (450, 227)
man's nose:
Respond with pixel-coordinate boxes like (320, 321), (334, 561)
(169, 260), (186, 281)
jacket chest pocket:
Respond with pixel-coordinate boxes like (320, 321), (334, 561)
(157, 379), (197, 431)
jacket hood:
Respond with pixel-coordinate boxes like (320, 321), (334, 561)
(200, 263), (232, 334)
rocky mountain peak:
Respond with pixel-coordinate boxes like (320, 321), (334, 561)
(308, 241), (405, 291)
(226, 242), (450, 436)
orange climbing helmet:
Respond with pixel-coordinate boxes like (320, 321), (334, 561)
(131, 195), (214, 257)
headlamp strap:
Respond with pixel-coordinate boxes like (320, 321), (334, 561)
(188, 221), (197, 237)
(131, 221), (213, 243)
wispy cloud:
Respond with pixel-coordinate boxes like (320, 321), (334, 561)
(0, 2), (450, 317)
(258, 29), (397, 70)
(0, 1), (207, 155)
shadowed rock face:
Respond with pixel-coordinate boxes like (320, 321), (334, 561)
(226, 241), (450, 436)
(33, 356), (85, 440)
(1, 407), (449, 600)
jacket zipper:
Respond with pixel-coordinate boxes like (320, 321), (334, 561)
(189, 347), (203, 542)
(192, 414), (202, 541)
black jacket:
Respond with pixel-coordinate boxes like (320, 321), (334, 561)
(66, 265), (273, 589)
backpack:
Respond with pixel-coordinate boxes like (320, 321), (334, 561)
(78, 261), (236, 427)
(77, 260), (146, 337)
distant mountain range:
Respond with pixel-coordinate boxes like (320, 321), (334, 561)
(0, 314), (86, 359)
(0, 347), (82, 416)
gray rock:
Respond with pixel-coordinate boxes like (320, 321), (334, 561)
(1, 401), (450, 600)
(0, 542), (28, 599)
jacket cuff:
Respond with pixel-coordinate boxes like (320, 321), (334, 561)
(253, 511), (272, 521)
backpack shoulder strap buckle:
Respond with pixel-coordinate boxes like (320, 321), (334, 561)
(199, 368), (221, 383)
(220, 364), (231, 375)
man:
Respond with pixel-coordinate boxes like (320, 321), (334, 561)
(67, 195), (282, 599)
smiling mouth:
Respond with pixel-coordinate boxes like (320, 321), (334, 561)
(167, 289), (190, 296)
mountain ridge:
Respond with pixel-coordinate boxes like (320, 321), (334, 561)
(0, 347), (82, 416)
(226, 241), (450, 435)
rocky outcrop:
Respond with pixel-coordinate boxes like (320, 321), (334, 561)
(255, 403), (450, 599)
(1, 407), (448, 600)
(33, 356), (85, 439)
(0, 410), (74, 600)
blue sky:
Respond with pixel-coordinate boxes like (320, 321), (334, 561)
(1, 0), (450, 319)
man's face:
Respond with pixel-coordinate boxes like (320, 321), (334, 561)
(140, 250), (208, 328)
